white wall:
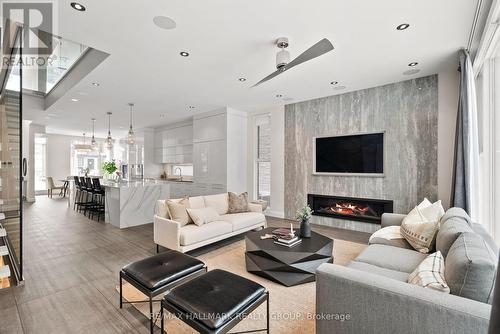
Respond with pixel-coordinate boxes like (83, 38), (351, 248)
(247, 106), (285, 218)
(438, 70), (460, 209)
(45, 133), (75, 183)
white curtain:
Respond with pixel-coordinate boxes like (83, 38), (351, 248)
(451, 49), (480, 221)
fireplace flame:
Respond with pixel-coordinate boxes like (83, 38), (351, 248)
(329, 202), (372, 216)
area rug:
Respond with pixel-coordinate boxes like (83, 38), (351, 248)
(117, 238), (366, 333)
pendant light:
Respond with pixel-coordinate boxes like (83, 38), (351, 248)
(74, 133), (92, 152)
(90, 118), (97, 149)
(105, 112), (113, 150)
(127, 103), (135, 145)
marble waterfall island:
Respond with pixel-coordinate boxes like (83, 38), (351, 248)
(102, 180), (170, 228)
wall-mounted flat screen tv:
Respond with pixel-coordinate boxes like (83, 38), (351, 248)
(314, 132), (384, 175)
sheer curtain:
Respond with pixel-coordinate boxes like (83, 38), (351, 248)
(451, 49), (480, 221)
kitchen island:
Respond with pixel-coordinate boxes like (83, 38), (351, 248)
(101, 179), (171, 229)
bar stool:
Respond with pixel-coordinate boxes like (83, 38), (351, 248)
(73, 176), (84, 211)
(89, 178), (105, 221)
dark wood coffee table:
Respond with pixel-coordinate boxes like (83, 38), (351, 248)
(245, 227), (334, 286)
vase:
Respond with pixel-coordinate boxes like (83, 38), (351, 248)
(300, 219), (311, 238)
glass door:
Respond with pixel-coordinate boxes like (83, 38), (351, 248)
(0, 23), (23, 284)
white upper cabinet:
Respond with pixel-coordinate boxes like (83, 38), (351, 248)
(154, 123), (193, 163)
(193, 113), (226, 143)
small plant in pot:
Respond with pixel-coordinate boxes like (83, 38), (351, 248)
(102, 160), (118, 180)
(296, 205), (313, 238)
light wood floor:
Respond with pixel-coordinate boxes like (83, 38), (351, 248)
(0, 196), (370, 334)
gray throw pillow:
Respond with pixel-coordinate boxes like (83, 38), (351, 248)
(228, 192), (249, 214)
(436, 216), (473, 258)
(445, 232), (497, 303)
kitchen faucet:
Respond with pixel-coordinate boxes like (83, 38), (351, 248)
(174, 167), (182, 181)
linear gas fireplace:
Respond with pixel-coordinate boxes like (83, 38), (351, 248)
(307, 194), (393, 224)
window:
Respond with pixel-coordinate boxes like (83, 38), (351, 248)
(255, 114), (271, 204)
(34, 135), (47, 191)
(169, 164), (194, 177)
(70, 139), (103, 176)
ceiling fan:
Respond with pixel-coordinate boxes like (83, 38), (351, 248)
(252, 37), (334, 87)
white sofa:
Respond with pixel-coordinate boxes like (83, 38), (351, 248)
(154, 193), (267, 253)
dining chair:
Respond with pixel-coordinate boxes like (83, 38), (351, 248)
(46, 177), (65, 198)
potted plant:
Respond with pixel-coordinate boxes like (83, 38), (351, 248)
(102, 160), (118, 180)
(296, 204), (313, 238)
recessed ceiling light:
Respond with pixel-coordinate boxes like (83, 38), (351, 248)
(408, 62), (419, 67)
(91, 82), (100, 86)
(189, 106), (195, 109)
(403, 69), (420, 75)
(71, 98), (79, 102)
(396, 23), (410, 30)
(238, 77), (246, 82)
(333, 86), (346, 91)
(276, 94), (283, 98)
(70, 2), (86, 11)
(180, 51), (189, 57)
(330, 81), (338, 85)
(153, 16), (177, 30)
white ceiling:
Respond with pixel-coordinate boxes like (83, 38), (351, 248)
(25, 0), (478, 137)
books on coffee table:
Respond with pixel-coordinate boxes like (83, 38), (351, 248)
(272, 228), (293, 237)
(274, 239), (302, 248)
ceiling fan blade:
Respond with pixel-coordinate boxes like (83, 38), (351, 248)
(252, 38), (333, 87)
(252, 68), (284, 87)
(284, 38), (333, 70)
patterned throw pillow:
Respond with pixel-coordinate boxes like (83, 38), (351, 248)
(401, 200), (445, 253)
(228, 192), (249, 214)
(166, 198), (192, 226)
(408, 251), (450, 293)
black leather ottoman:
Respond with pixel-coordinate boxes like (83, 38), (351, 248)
(161, 269), (269, 334)
(119, 249), (206, 334)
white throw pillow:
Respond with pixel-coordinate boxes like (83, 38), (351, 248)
(417, 198), (432, 209)
(186, 207), (221, 226)
(401, 200), (445, 253)
(369, 226), (403, 242)
(408, 251), (450, 293)
(188, 196), (206, 209)
(204, 193), (229, 215)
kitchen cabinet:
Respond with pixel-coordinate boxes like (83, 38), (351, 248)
(192, 109), (247, 193)
(154, 123), (193, 163)
(193, 140), (226, 185)
(193, 113), (226, 142)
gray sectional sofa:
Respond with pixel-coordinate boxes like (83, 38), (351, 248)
(316, 208), (498, 334)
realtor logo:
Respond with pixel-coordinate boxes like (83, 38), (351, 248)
(1, 1), (54, 55)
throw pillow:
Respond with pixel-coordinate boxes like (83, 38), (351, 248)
(228, 192), (249, 214)
(368, 226), (414, 249)
(166, 198), (192, 226)
(445, 232), (497, 303)
(408, 251), (450, 293)
(186, 207), (221, 226)
(435, 210), (473, 257)
(204, 193), (229, 215)
(401, 200), (445, 253)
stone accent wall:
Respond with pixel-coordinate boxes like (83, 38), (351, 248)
(284, 75), (438, 232)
